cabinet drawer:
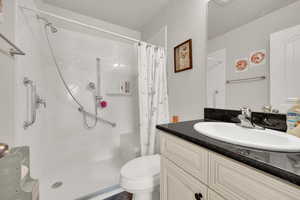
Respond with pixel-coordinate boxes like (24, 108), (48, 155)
(208, 189), (226, 200)
(160, 132), (209, 184)
(161, 156), (208, 200)
(209, 152), (300, 200)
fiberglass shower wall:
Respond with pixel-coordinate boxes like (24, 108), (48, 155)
(15, 0), (140, 199)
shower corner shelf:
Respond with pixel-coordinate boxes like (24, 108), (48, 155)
(106, 92), (132, 96)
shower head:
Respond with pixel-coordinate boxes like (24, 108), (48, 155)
(37, 15), (58, 33)
(48, 24), (58, 33)
(45, 22), (58, 33)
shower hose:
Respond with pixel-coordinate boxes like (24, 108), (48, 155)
(44, 25), (98, 129)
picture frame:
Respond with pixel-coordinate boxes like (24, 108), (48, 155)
(234, 58), (249, 72)
(174, 39), (193, 73)
(249, 49), (266, 67)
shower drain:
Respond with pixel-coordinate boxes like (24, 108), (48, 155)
(51, 181), (63, 189)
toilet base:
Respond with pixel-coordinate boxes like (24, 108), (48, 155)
(132, 188), (159, 200)
(120, 155), (161, 200)
(133, 193), (152, 200)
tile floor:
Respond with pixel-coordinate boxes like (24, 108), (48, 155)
(104, 192), (132, 200)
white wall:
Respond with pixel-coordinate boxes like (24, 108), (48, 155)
(15, 0), (140, 198)
(142, 0), (208, 121)
(0, 0), (15, 145)
(145, 26), (167, 50)
(208, 1), (300, 111)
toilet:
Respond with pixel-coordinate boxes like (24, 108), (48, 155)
(120, 155), (160, 200)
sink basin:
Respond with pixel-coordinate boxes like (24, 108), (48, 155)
(194, 122), (300, 152)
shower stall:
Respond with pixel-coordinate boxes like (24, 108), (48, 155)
(14, 1), (141, 199)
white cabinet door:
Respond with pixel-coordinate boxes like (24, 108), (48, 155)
(160, 132), (209, 184)
(161, 156), (208, 200)
(270, 24), (300, 112)
(209, 152), (300, 200)
(208, 189), (226, 200)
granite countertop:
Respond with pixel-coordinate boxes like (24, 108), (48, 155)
(157, 119), (300, 187)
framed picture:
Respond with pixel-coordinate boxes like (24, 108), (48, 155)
(249, 49), (266, 67)
(234, 58), (249, 72)
(174, 39), (193, 73)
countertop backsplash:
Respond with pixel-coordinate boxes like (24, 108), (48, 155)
(204, 108), (287, 132)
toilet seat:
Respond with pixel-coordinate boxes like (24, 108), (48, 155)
(120, 155), (160, 191)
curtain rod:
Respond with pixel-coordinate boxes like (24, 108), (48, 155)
(19, 5), (143, 44)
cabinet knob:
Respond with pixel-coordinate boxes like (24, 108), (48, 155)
(195, 193), (203, 200)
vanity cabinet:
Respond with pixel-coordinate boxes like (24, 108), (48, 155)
(160, 132), (300, 200)
(160, 130), (209, 184)
(209, 152), (300, 200)
(208, 190), (225, 200)
(161, 157), (208, 200)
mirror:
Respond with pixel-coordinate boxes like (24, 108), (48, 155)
(207, 0), (300, 113)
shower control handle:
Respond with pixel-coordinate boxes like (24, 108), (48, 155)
(36, 95), (46, 108)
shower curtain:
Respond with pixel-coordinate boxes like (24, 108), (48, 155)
(137, 42), (169, 156)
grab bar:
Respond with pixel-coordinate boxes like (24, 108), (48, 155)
(226, 76), (266, 84)
(23, 78), (46, 129)
(24, 78), (36, 129)
(0, 33), (26, 56)
(78, 108), (117, 127)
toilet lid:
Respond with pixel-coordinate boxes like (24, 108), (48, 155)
(121, 155), (160, 180)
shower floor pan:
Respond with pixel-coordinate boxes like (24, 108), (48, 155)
(39, 157), (124, 200)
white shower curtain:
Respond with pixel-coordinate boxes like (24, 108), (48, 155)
(137, 42), (169, 156)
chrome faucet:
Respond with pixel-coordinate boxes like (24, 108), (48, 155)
(237, 107), (265, 130)
(262, 105), (280, 114)
(238, 107), (254, 128)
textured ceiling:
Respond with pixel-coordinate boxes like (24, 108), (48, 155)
(42, 0), (169, 31)
(208, 0), (299, 39)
